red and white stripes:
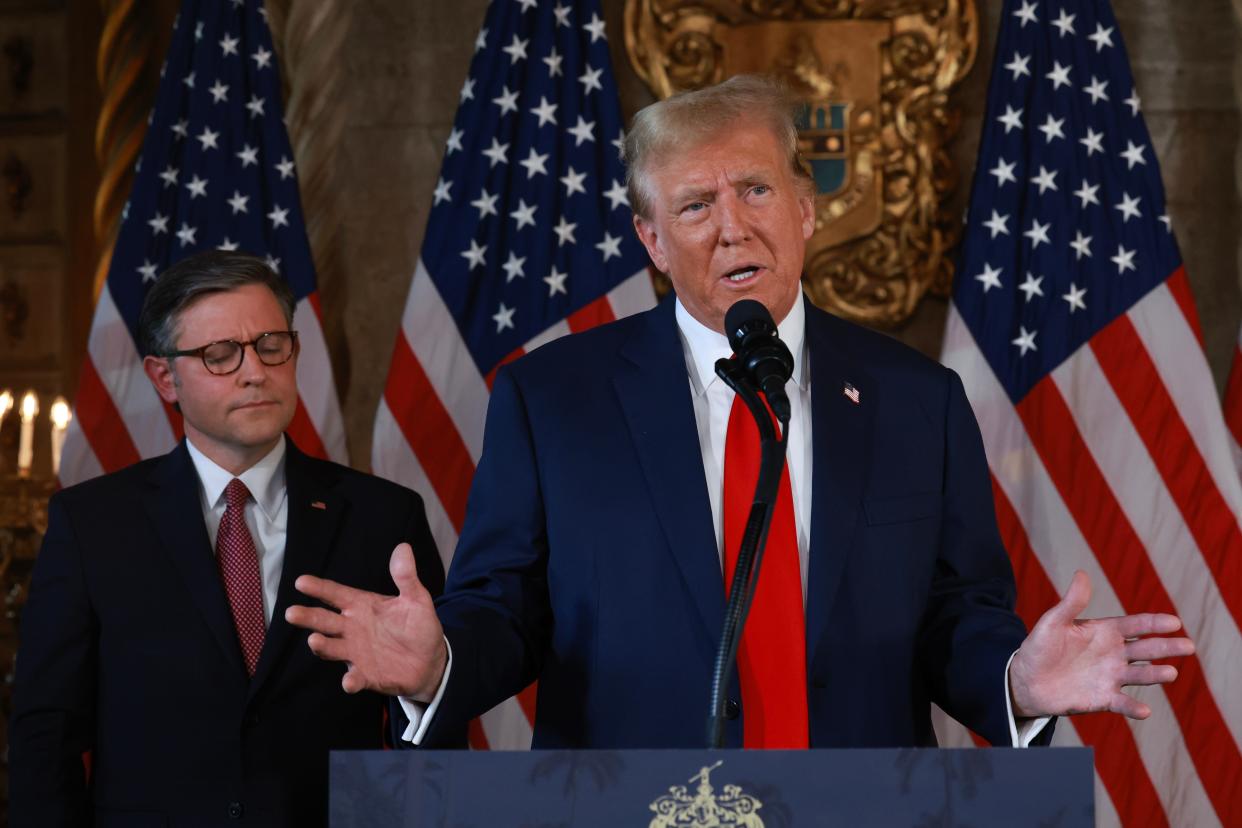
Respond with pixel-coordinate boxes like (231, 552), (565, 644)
(942, 273), (1242, 828)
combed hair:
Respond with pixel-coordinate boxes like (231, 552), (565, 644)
(623, 74), (813, 219)
(137, 250), (295, 357)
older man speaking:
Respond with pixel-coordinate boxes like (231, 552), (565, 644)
(288, 75), (1193, 750)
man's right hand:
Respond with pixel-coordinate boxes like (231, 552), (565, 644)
(285, 542), (447, 700)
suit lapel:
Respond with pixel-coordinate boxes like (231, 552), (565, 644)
(804, 301), (875, 668)
(613, 299), (723, 643)
(249, 441), (345, 696)
(144, 442), (248, 681)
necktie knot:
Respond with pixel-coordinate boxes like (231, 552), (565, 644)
(225, 478), (251, 510)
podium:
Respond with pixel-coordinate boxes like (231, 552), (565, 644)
(329, 747), (1093, 826)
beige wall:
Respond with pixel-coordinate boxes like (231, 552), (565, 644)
(318, 0), (1241, 468)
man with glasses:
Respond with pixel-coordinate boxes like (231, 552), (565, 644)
(10, 250), (446, 827)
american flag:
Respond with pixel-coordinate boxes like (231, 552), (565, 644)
(370, 0), (654, 749)
(58, 0), (347, 487)
(940, 1), (1242, 825)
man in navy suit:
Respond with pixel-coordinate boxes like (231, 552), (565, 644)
(288, 76), (1193, 749)
(9, 252), (445, 826)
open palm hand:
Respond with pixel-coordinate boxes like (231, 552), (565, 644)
(1009, 571), (1194, 719)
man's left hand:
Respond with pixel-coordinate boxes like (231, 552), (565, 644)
(1009, 570), (1195, 719)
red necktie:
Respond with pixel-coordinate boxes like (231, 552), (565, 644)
(217, 478), (266, 675)
(722, 393), (809, 748)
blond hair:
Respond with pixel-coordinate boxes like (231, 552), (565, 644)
(623, 74), (813, 219)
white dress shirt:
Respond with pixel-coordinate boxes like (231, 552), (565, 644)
(676, 295), (812, 598)
(403, 297), (1048, 747)
(186, 436), (289, 625)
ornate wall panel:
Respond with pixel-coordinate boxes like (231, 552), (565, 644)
(0, 245), (62, 364)
(624, 0), (977, 326)
(0, 134), (65, 243)
(0, 12), (66, 117)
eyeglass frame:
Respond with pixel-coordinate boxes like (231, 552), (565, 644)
(160, 330), (300, 376)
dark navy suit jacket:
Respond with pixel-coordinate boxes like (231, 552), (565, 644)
(9, 439), (444, 827)
(426, 295), (1040, 750)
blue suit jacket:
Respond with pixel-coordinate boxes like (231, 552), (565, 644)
(427, 295), (1037, 749)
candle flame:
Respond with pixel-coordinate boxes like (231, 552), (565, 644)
(51, 397), (71, 430)
(0, 389), (11, 419)
(20, 390), (38, 420)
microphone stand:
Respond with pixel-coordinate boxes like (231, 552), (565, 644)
(706, 357), (791, 749)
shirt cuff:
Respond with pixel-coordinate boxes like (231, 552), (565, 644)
(1005, 650), (1052, 747)
(398, 636), (452, 745)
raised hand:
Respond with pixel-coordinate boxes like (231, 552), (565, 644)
(1008, 570), (1195, 719)
(285, 542), (447, 700)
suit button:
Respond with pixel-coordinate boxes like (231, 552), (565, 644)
(725, 699), (740, 720)
(812, 676), (827, 689)
(246, 712), (261, 726)
(228, 802), (244, 819)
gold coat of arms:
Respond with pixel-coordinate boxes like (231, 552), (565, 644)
(624, 0), (979, 326)
(649, 761), (765, 827)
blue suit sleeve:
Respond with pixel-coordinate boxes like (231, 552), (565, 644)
(423, 366), (552, 744)
(918, 369), (1055, 746)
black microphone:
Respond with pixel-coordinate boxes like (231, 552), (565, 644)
(724, 299), (793, 423)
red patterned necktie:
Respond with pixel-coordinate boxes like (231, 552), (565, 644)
(217, 478), (266, 675)
(722, 393), (809, 748)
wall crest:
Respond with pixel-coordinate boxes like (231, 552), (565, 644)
(624, 0), (978, 326)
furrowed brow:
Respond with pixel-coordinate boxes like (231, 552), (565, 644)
(670, 185), (715, 205)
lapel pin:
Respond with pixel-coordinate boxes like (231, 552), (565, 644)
(311, 500), (327, 510)
(843, 382), (861, 405)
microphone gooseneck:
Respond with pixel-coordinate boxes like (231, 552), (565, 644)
(705, 299), (794, 749)
(723, 299), (793, 423)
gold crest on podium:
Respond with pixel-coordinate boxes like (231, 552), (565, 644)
(624, 0), (979, 327)
(648, 761), (765, 827)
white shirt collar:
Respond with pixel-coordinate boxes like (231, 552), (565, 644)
(185, 435), (288, 521)
(674, 293), (807, 396)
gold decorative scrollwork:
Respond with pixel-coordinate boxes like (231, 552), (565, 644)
(624, 0), (977, 327)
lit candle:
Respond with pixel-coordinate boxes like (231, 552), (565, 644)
(0, 389), (12, 431)
(50, 397), (71, 477)
(17, 390), (37, 475)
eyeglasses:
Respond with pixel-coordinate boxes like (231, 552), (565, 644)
(162, 331), (299, 376)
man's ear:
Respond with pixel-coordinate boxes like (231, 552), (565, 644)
(632, 213), (669, 273)
(143, 355), (180, 404)
(799, 188), (816, 241)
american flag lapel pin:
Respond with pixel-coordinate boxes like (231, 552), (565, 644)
(843, 382), (861, 405)
(311, 500), (327, 510)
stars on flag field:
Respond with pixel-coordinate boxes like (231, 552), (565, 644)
(427, 4), (645, 341)
(544, 266), (568, 296)
(1012, 325), (1038, 356)
(123, 22), (307, 264)
(512, 199), (538, 230)
(983, 210), (1009, 239)
(133, 153), (300, 257)
(1062, 283), (1087, 313)
(960, 0), (1177, 374)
